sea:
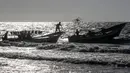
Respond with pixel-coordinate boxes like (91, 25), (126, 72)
(0, 22), (130, 73)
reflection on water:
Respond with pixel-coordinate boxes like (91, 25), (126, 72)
(0, 58), (130, 73)
(0, 44), (130, 73)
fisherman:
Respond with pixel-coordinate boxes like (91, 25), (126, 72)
(75, 29), (79, 36)
(55, 22), (62, 32)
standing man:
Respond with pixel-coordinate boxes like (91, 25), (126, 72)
(55, 22), (62, 32)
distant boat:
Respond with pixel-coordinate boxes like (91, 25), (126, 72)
(2, 30), (64, 43)
(68, 23), (127, 43)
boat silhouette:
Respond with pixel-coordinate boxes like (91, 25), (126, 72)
(68, 23), (127, 43)
(2, 30), (64, 43)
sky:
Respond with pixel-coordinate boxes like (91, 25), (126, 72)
(0, 0), (130, 22)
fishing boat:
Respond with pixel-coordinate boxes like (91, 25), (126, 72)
(2, 30), (64, 43)
(68, 23), (127, 43)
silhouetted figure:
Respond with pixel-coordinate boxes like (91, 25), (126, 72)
(2, 31), (8, 40)
(75, 29), (79, 36)
(55, 22), (62, 32)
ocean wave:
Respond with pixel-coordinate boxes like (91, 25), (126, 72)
(37, 43), (130, 54)
(0, 50), (130, 67)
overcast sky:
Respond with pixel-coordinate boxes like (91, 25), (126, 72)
(0, 0), (130, 22)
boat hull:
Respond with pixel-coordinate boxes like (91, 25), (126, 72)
(2, 32), (64, 43)
(31, 32), (64, 43)
(69, 23), (127, 43)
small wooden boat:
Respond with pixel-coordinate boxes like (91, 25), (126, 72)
(2, 31), (64, 43)
(68, 23), (127, 43)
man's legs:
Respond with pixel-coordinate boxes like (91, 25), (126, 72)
(58, 29), (61, 32)
(55, 27), (58, 32)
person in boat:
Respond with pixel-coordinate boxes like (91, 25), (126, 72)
(75, 29), (79, 36)
(55, 22), (62, 32)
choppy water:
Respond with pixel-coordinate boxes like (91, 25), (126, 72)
(0, 45), (130, 73)
(0, 57), (130, 73)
